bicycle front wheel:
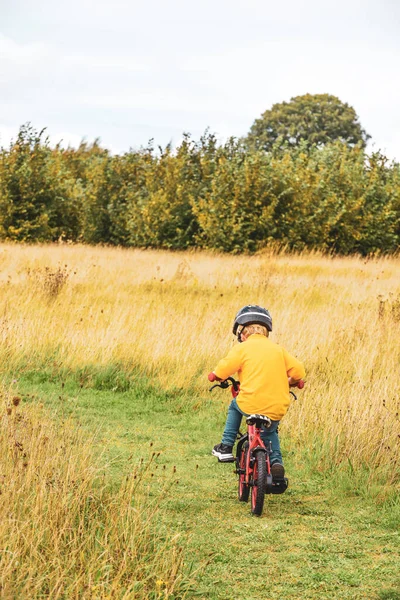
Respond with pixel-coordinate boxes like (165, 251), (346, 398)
(251, 451), (267, 516)
(237, 442), (250, 502)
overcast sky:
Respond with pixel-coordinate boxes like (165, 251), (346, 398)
(1, 0), (399, 159)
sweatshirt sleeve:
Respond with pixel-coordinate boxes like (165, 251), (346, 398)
(282, 348), (306, 380)
(214, 344), (243, 380)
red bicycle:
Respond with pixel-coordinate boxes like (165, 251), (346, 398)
(209, 376), (303, 516)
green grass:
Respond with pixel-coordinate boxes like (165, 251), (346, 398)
(14, 372), (400, 600)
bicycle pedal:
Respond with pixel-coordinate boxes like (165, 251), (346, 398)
(270, 478), (289, 495)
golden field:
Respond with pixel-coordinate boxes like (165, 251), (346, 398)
(0, 386), (187, 599)
(1, 242), (399, 489)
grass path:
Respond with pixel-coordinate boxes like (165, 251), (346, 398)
(18, 375), (400, 600)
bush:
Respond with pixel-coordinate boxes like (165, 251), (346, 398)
(0, 124), (399, 255)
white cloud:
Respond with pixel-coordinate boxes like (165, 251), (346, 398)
(0, 34), (48, 61)
(0, 35), (51, 81)
(62, 53), (150, 72)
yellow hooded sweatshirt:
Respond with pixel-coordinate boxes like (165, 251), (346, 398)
(213, 334), (305, 421)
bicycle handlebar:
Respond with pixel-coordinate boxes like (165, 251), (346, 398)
(209, 376), (240, 393)
(209, 375), (305, 393)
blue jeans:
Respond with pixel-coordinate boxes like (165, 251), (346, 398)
(221, 397), (283, 465)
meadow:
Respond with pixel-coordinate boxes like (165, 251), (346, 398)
(0, 243), (399, 599)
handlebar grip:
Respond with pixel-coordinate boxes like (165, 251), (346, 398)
(231, 384), (240, 398)
(208, 372), (217, 382)
(297, 380), (305, 389)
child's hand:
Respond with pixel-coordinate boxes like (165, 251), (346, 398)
(289, 377), (305, 388)
(208, 372), (221, 382)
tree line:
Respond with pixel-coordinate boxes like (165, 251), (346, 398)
(0, 122), (399, 255)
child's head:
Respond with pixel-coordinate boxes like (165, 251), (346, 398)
(233, 305), (273, 342)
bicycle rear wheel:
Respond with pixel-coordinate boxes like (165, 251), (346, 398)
(251, 451), (267, 516)
(237, 442), (250, 502)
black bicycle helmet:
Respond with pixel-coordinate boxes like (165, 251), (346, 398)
(232, 305), (273, 340)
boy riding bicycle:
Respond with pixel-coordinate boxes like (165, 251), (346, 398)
(208, 304), (305, 481)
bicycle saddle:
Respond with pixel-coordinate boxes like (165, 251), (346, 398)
(246, 414), (272, 428)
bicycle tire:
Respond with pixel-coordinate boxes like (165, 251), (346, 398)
(237, 442), (250, 502)
(251, 451), (267, 516)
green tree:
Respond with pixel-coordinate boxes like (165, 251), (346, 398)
(128, 134), (212, 249)
(272, 142), (399, 255)
(0, 124), (83, 242)
(61, 140), (111, 244)
(246, 94), (370, 152)
(192, 138), (280, 253)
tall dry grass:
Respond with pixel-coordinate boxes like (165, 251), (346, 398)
(0, 381), (188, 599)
(0, 242), (399, 490)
